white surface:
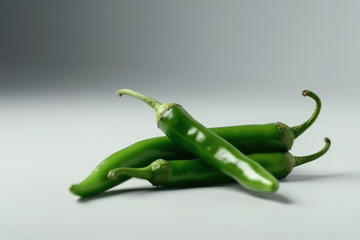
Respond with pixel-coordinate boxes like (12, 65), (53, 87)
(1, 91), (359, 240)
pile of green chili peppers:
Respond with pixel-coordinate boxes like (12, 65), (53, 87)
(70, 89), (330, 198)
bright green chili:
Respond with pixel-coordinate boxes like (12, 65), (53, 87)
(115, 89), (279, 193)
(70, 90), (320, 197)
(108, 138), (330, 187)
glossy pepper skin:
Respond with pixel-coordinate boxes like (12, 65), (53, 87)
(69, 90), (321, 197)
(115, 89), (279, 193)
(108, 138), (331, 187)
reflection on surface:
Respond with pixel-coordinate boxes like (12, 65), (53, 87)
(187, 126), (206, 142)
(213, 147), (273, 185)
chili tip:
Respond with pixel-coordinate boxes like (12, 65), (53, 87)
(116, 90), (123, 97)
(268, 180), (279, 192)
(302, 89), (310, 97)
(69, 184), (80, 196)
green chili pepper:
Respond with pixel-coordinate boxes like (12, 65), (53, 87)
(70, 90), (320, 197)
(108, 138), (330, 187)
(115, 89), (280, 193)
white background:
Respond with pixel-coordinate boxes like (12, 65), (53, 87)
(1, 1), (360, 239)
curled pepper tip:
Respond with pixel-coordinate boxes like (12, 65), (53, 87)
(291, 89), (321, 139)
(294, 137), (331, 167)
(116, 90), (123, 97)
(302, 89), (310, 97)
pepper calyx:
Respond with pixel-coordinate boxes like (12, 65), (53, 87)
(276, 122), (295, 151)
(156, 103), (181, 127)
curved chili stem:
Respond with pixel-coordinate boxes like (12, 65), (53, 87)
(117, 89), (177, 124)
(291, 90), (322, 138)
(294, 137), (331, 166)
(108, 165), (152, 181)
(116, 89), (162, 110)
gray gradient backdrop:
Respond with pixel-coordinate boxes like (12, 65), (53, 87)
(1, 1), (360, 240)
